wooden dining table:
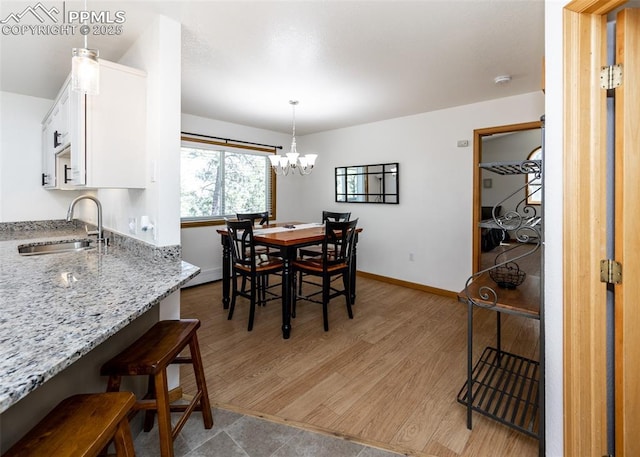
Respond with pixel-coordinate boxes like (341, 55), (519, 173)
(217, 221), (361, 339)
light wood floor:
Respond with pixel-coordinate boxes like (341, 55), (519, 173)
(179, 276), (540, 457)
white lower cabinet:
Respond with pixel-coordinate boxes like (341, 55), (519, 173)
(42, 59), (147, 189)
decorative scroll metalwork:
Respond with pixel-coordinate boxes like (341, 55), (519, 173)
(465, 159), (542, 308)
(479, 159), (541, 176)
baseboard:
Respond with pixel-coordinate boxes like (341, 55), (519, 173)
(183, 268), (458, 300)
(356, 271), (458, 299)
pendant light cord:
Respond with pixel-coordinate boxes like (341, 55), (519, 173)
(83, 0), (88, 49)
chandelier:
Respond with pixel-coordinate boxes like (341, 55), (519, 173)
(269, 100), (317, 175)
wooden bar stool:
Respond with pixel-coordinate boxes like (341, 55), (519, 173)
(3, 392), (136, 457)
(100, 319), (213, 457)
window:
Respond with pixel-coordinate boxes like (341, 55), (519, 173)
(526, 146), (542, 205)
(181, 139), (275, 225)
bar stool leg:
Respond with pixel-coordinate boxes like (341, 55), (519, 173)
(113, 418), (136, 457)
(107, 375), (122, 392)
(154, 370), (174, 457)
(190, 332), (213, 428)
(143, 375), (157, 432)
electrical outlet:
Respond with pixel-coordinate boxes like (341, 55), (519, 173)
(409, 253), (415, 261)
(128, 218), (137, 234)
(457, 139), (469, 147)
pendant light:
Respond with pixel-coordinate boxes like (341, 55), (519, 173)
(71, 1), (99, 94)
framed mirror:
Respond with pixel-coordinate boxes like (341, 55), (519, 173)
(335, 162), (399, 204)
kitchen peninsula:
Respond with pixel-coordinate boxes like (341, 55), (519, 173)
(0, 220), (199, 451)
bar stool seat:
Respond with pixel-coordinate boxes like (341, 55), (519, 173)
(3, 392), (136, 457)
(100, 319), (213, 457)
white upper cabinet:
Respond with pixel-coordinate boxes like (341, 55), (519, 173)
(42, 59), (147, 189)
(52, 84), (70, 154)
(41, 116), (56, 188)
(41, 81), (70, 188)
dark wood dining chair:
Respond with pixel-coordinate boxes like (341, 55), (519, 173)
(236, 211), (269, 226)
(321, 210), (351, 223)
(298, 210), (352, 291)
(292, 218), (359, 331)
(300, 211), (351, 256)
(226, 219), (283, 330)
(236, 211), (281, 258)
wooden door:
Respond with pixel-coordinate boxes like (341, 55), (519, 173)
(565, 4), (640, 456)
(563, 4), (609, 454)
(614, 8), (640, 457)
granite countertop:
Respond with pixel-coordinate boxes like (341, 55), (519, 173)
(0, 224), (200, 413)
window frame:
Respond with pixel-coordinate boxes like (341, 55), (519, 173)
(180, 137), (277, 228)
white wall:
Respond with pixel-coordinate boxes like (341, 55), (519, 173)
(544, 1), (565, 455)
(181, 92), (544, 292)
(180, 114), (291, 285)
(96, 15), (182, 247)
(0, 91), (82, 222)
(293, 92), (544, 292)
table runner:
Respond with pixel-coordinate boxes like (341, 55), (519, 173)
(254, 222), (323, 235)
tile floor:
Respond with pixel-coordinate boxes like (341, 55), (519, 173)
(133, 408), (403, 457)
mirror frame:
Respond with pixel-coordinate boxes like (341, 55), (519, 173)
(335, 162), (399, 204)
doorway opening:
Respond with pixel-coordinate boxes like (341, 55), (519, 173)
(469, 119), (544, 455)
(472, 121), (542, 274)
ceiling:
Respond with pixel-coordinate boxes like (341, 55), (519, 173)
(0, 1), (545, 135)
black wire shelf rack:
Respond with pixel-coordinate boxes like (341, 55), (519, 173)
(457, 346), (540, 438)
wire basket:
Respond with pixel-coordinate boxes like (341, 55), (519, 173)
(489, 262), (526, 289)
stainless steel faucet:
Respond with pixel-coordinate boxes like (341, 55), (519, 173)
(66, 195), (105, 243)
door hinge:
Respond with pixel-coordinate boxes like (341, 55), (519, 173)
(600, 64), (623, 90)
(600, 259), (622, 284)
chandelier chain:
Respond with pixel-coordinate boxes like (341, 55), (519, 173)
(290, 100), (298, 141)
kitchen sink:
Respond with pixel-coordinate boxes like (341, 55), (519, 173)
(18, 240), (94, 256)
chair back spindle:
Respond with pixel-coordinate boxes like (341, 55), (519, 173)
(322, 211), (351, 222)
(323, 219), (358, 271)
(227, 220), (256, 271)
(236, 211), (269, 226)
